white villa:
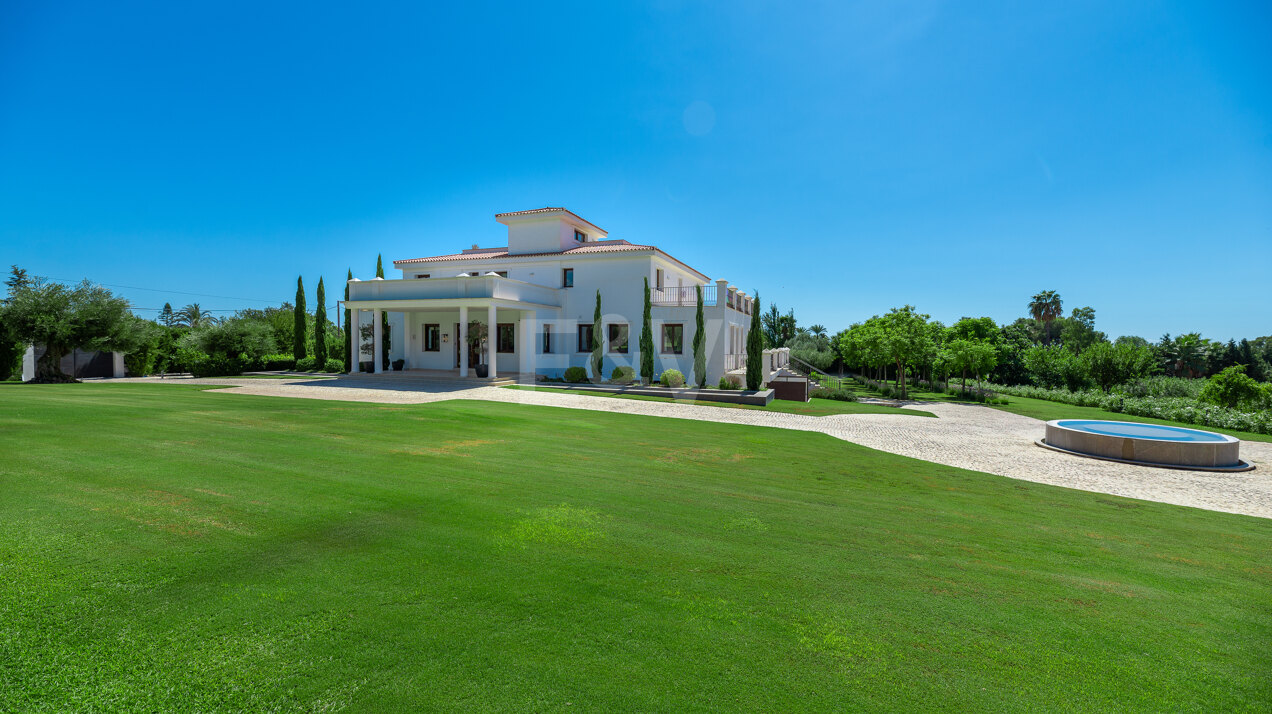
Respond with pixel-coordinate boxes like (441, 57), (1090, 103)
(343, 207), (755, 384)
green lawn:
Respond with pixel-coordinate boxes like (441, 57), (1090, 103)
(843, 377), (1272, 443)
(1, 384), (1269, 711)
(988, 394), (1272, 444)
(504, 384), (934, 417)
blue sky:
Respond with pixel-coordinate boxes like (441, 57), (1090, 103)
(2, 1), (1269, 340)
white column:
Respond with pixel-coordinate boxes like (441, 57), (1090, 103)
(372, 308), (383, 374)
(459, 306), (468, 376)
(487, 303), (498, 378)
(518, 311), (534, 379)
(349, 308), (359, 373)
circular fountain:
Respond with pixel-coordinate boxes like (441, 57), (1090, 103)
(1037, 419), (1252, 472)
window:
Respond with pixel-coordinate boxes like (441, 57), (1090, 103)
(415, 273), (430, 279)
(577, 324), (593, 352)
(562, 268), (574, 288)
(656, 268), (664, 290)
(424, 324), (440, 352)
(495, 271), (508, 278)
(608, 323), (629, 354)
(574, 229), (587, 242)
(496, 323), (515, 353)
(662, 324), (684, 354)
(543, 324), (552, 354)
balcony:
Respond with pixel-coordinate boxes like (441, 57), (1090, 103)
(347, 275), (562, 307)
(651, 285), (717, 306)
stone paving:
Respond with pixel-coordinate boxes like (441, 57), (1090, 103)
(109, 374), (1272, 519)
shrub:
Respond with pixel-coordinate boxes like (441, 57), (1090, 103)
(660, 369), (685, 388)
(564, 366), (588, 383)
(260, 353), (295, 371)
(321, 359), (345, 373)
(392, 359), (405, 371)
(295, 356), (318, 371)
(1199, 365), (1263, 410)
(811, 387), (857, 402)
(610, 365), (635, 384)
(359, 360), (374, 373)
(180, 318), (276, 364)
(719, 375), (742, 390)
(190, 354), (244, 378)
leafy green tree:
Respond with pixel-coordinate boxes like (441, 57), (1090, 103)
(878, 305), (931, 398)
(293, 276), (306, 361)
(639, 278), (654, 384)
(1059, 306), (1105, 353)
(692, 284), (706, 387)
(1, 275), (147, 382)
(1028, 290), (1063, 344)
(181, 318), (276, 363)
(376, 255), (390, 369)
(344, 269), (352, 372)
(0, 266), (32, 378)
(745, 291), (763, 390)
(591, 290), (603, 380)
(314, 278), (327, 369)
(1199, 365), (1263, 409)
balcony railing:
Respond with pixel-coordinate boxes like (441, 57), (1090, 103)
(724, 353), (746, 371)
(651, 285), (717, 306)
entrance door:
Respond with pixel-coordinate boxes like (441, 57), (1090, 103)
(454, 323), (481, 369)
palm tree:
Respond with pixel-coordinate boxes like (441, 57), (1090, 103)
(809, 324), (827, 338)
(1028, 290), (1063, 344)
(177, 303), (213, 328)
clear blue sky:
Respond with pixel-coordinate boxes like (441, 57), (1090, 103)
(2, 1), (1269, 340)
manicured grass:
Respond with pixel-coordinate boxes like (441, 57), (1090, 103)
(504, 384), (934, 417)
(989, 394), (1272, 444)
(1, 384), (1269, 711)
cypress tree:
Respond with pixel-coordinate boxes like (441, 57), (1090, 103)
(745, 291), (763, 390)
(159, 302), (173, 328)
(692, 284), (706, 388)
(343, 269), (352, 373)
(315, 278), (326, 369)
(639, 277), (654, 384)
(376, 254), (389, 369)
(293, 276), (306, 361)
(591, 290), (603, 381)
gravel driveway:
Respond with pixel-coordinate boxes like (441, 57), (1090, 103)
(109, 375), (1272, 519)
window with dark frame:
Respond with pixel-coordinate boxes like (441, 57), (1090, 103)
(424, 324), (441, 352)
(415, 273), (430, 279)
(543, 324), (552, 353)
(496, 323), (514, 353)
(608, 323), (629, 354)
(577, 324), (593, 352)
(661, 324), (684, 354)
(574, 229), (587, 242)
(562, 268), (574, 287)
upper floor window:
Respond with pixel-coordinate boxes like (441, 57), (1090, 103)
(655, 268), (664, 290)
(562, 268), (574, 288)
(423, 324), (440, 352)
(415, 273), (430, 279)
(574, 229), (587, 242)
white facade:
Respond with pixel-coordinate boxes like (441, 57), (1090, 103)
(344, 208), (755, 384)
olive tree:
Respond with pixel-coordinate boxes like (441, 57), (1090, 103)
(1, 275), (145, 383)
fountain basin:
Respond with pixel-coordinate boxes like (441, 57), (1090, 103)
(1038, 419), (1251, 472)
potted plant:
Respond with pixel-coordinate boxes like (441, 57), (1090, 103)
(392, 359), (405, 371)
(467, 320), (489, 378)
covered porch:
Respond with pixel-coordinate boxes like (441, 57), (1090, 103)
(343, 273), (559, 379)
